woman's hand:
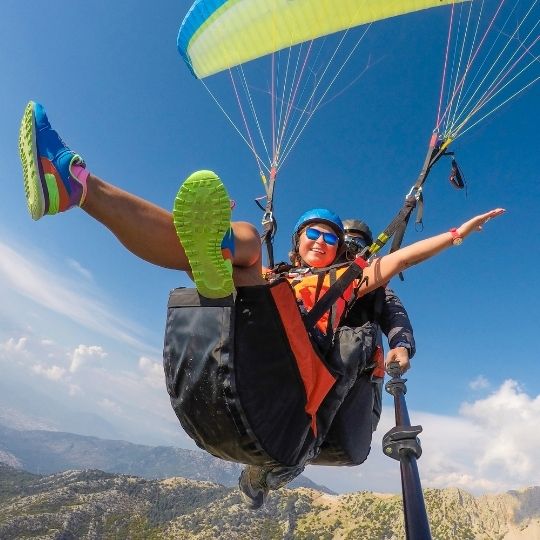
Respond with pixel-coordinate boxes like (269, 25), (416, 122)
(457, 208), (505, 238)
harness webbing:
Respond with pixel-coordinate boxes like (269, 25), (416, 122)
(304, 255), (368, 331)
(259, 166), (278, 268)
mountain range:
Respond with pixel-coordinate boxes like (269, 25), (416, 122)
(2, 423), (540, 538)
(0, 423), (329, 492)
(1, 464), (540, 539)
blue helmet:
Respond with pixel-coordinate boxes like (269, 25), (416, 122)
(292, 208), (344, 240)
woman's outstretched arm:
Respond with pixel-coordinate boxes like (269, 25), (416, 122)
(359, 208), (505, 295)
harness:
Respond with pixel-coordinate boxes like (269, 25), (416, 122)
(267, 257), (369, 352)
(164, 256), (379, 470)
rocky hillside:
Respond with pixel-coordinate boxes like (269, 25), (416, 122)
(0, 424), (328, 492)
(1, 464), (539, 539)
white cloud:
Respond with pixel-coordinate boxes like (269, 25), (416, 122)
(309, 380), (540, 495)
(460, 380), (540, 477)
(138, 356), (164, 389)
(66, 258), (93, 281)
(98, 398), (123, 416)
(68, 384), (81, 396)
(411, 380), (540, 493)
(4, 332), (540, 496)
(469, 375), (490, 390)
(69, 344), (107, 373)
(32, 363), (66, 381)
(0, 337), (29, 355)
(0, 240), (157, 354)
(6, 333), (539, 495)
(0, 337), (32, 368)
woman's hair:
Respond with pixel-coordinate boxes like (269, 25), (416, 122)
(289, 225), (306, 266)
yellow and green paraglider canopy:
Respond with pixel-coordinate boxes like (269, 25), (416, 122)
(178, 0), (467, 79)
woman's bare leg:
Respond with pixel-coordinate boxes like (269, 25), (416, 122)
(19, 101), (266, 290)
(82, 174), (266, 286)
(82, 174), (184, 269)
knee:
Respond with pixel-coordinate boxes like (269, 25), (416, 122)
(232, 221), (261, 267)
(233, 221), (259, 241)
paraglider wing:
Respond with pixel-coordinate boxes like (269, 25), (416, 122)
(178, 0), (468, 79)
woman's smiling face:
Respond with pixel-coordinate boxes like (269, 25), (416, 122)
(297, 222), (339, 268)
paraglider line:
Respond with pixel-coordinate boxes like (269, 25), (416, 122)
(200, 79), (269, 175)
(448, 1), (538, 134)
(318, 54), (383, 109)
(446, 0), (480, 131)
(275, 45), (294, 155)
(449, 26), (540, 136)
(271, 51), (277, 165)
(276, 40), (314, 160)
(279, 24), (371, 168)
(275, 42), (305, 153)
(437, 0), (456, 127)
(452, 58), (540, 139)
(237, 65), (272, 166)
(436, 0), (507, 131)
(229, 69), (265, 172)
(451, 0), (522, 124)
(277, 39), (328, 150)
(283, 24), (372, 155)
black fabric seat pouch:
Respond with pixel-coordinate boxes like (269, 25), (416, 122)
(312, 322), (378, 466)
(163, 286), (316, 467)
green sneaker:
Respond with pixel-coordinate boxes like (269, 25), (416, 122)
(173, 170), (235, 299)
(18, 101), (87, 220)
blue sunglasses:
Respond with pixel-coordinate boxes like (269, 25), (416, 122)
(305, 227), (339, 246)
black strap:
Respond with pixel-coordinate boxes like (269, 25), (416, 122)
(317, 269), (338, 352)
(326, 268), (338, 335)
(449, 158), (466, 189)
(314, 273), (325, 303)
(259, 167), (278, 268)
(304, 257), (367, 331)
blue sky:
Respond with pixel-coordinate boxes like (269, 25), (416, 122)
(1, 0), (539, 494)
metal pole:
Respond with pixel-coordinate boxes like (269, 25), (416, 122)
(383, 364), (432, 540)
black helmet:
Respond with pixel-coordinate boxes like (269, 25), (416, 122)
(342, 219), (373, 244)
(342, 219), (373, 260)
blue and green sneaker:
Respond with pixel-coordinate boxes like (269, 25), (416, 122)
(18, 101), (87, 220)
(173, 170), (235, 299)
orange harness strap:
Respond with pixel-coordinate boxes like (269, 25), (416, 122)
(269, 281), (336, 436)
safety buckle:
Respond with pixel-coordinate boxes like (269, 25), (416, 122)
(262, 211), (274, 226)
(406, 186), (423, 201)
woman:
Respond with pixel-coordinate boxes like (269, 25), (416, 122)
(171, 171), (503, 510)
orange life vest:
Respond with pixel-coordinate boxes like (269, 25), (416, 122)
(287, 267), (357, 334)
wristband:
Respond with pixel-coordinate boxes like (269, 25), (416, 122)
(449, 227), (463, 246)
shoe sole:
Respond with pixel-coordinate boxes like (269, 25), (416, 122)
(19, 101), (45, 220)
(173, 171), (234, 299)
